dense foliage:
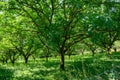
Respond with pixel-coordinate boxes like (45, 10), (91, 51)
(0, 0), (120, 72)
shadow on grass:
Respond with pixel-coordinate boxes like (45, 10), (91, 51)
(22, 60), (71, 80)
(29, 57), (120, 80)
(31, 61), (60, 80)
(42, 60), (60, 68)
(0, 54), (120, 80)
(0, 67), (14, 80)
(65, 56), (120, 80)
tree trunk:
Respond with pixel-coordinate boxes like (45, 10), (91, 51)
(32, 55), (36, 62)
(11, 60), (15, 65)
(92, 50), (95, 57)
(46, 55), (48, 62)
(68, 54), (71, 59)
(114, 48), (117, 52)
(5, 58), (8, 63)
(55, 54), (57, 58)
(81, 49), (85, 55)
(81, 57), (87, 78)
(24, 56), (29, 64)
(107, 48), (112, 58)
(10, 59), (15, 65)
(60, 52), (65, 70)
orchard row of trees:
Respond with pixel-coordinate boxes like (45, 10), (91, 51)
(0, 0), (120, 70)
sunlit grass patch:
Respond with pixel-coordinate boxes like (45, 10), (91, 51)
(0, 52), (120, 80)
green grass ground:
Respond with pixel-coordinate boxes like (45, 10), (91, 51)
(0, 52), (120, 80)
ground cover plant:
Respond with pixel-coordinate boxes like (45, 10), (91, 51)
(0, 52), (120, 80)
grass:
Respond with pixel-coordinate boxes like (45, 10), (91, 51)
(0, 52), (120, 80)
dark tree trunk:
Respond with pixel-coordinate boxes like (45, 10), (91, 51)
(45, 48), (50, 62)
(55, 55), (57, 58)
(92, 50), (95, 57)
(82, 52), (84, 55)
(68, 54), (71, 59)
(114, 48), (117, 52)
(107, 47), (112, 58)
(25, 58), (28, 64)
(5, 58), (8, 63)
(2, 61), (4, 64)
(60, 52), (65, 70)
(46, 55), (48, 62)
(1, 56), (5, 64)
(10, 55), (16, 65)
(1, 58), (6, 64)
(24, 56), (29, 64)
(11, 60), (15, 65)
(10, 59), (14, 65)
(107, 47), (112, 55)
